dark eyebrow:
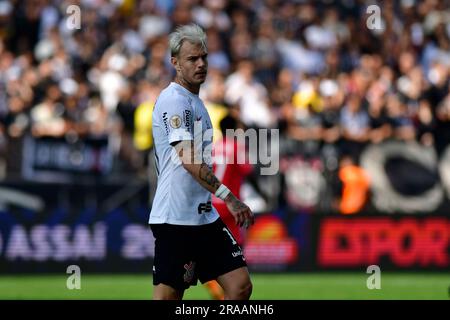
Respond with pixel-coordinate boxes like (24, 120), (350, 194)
(187, 53), (208, 59)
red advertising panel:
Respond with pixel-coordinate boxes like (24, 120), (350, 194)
(317, 217), (450, 268)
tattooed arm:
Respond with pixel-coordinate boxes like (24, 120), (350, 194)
(173, 140), (254, 227)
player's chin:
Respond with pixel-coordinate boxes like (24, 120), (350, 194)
(194, 73), (207, 83)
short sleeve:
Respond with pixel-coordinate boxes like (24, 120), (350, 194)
(157, 96), (194, 145)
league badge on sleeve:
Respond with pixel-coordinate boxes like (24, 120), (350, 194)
(170, 115), (182, 129)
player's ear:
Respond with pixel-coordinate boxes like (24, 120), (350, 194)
(171, 56), (179, 71)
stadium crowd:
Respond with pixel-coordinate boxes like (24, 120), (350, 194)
(0, 0), (449, 206)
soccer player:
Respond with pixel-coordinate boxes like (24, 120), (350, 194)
(149, 24), (254, 300)
(212, 114), (265, 245)
(205, 114), (268, 300)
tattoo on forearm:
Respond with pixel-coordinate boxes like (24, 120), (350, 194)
(199, 163), (221, 189)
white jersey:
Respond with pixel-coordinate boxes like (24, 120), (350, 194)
(149, 82), (219, 225)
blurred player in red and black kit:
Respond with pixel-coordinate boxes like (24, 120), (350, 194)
(205, 114), (268, 300)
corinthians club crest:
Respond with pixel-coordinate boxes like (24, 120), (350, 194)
(183, 261), (196, 283)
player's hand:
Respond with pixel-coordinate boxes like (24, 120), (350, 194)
(224, 193), (254, 229)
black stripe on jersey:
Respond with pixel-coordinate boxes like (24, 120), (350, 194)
(154, 149), (160, 176)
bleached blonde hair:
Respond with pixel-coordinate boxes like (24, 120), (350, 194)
(169, 24), (207, 57)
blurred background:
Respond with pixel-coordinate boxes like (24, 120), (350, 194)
(0, 0), (449, 299)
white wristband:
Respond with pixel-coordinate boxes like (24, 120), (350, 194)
(215, 184), (231, 200)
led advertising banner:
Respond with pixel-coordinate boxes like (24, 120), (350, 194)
(0, 181), (448, 273)
(315, 216), (450, 270)
(0, 181), (154, 273)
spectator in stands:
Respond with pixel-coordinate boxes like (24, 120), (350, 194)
(340, 93), (370, 160)
(385, 93), (416, 142)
